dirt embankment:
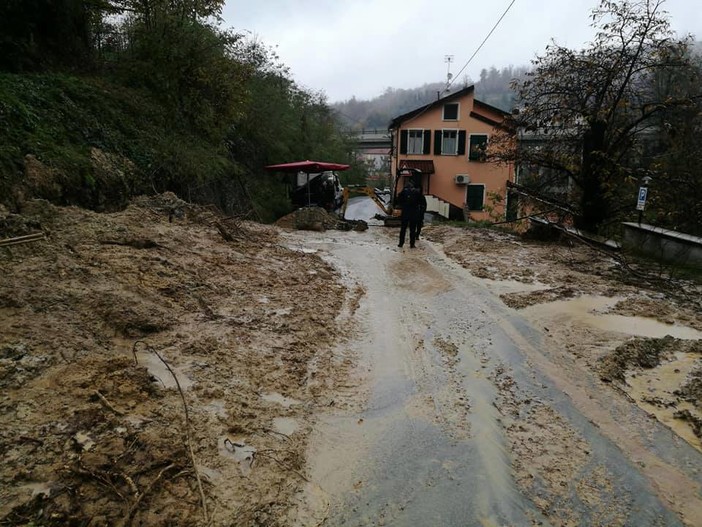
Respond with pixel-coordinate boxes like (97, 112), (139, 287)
(0, 194), (351, 526)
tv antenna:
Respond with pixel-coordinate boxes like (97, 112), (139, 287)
(444, 55), (454, 88)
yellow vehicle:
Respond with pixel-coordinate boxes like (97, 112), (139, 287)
(339, 185), (401, 226)
(340, 167), (425, 226)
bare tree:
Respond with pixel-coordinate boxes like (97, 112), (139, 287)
(490, 0), (696, 234)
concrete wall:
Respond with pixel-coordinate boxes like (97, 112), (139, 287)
(621, 222), (702, 269)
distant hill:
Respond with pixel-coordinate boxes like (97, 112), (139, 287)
(332, 65), (530, 131)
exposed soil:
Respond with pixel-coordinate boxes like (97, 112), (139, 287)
(0, 194), (351, 526)
(424, 225), (702, 448)
(422, 224), (702, 525)
(3, 204), (702, 526)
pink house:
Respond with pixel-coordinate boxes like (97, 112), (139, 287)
(389, 85), (513, 221)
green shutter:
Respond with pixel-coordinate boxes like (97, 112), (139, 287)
(434, 130), (442, 155)
(400, 130), (408, 154)
(506, 190), (518, 221)
(466, 185), (485, 211)
(423, 130), (431, 154)
(457, 131), (466, 155)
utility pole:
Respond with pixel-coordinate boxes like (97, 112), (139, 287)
(438, 55), (454, 100)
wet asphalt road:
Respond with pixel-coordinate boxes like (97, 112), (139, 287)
(288, 198), (702, 527)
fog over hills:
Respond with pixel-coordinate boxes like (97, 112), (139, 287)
(332, 65), (529, 130)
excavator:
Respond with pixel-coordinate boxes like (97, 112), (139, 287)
(340, 185), (392, 216)
(339, 168), (423, 227)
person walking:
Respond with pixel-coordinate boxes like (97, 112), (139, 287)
(415, 189), (427, 240)
(396, 180), (421, 248)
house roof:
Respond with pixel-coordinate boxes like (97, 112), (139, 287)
(470, 111), (502, 127)
(473, 99), (511, 117)
(388, 85), (511, 129)
(388, 86), (475, 129)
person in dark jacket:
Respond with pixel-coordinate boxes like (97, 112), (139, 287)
(396, 181), (421, 248)
(415, 189), (427, 239)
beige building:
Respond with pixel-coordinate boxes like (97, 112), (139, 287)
(389, 86), (513, 220)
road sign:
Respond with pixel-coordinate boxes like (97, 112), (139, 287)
(636, 186), (648, 211)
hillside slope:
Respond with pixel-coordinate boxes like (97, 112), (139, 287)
(0, 74), (238, 214)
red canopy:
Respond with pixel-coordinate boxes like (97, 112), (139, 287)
(264, 160), (350, 173)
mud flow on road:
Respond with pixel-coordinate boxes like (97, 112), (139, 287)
(2, 195), (701, 527)
(288, 198), (702, 527)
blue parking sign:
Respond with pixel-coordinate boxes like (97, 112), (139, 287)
(636, 187), (648, 211)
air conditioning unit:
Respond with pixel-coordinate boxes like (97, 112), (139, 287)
(454, 174), (470, 185)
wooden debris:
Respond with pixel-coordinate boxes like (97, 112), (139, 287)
(0, 232), (45, 248)
(93, 390), (125, 416)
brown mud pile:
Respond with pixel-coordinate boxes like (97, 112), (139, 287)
(0, 194), (349, 526)
(424, 225), (701, 324)
(599, 337), (702, 439)
(275, 206), (367, 232)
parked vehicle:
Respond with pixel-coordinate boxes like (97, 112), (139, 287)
(289, 171), (343, 211)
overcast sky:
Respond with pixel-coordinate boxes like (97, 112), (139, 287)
(222, 0), (702, 103)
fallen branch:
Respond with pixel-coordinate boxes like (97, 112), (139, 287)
(126, 463), (177, 524)
(132, 341), (208, 523)
(93, 390), (125, 416)
(99, 238), (161, 249)
(0, 232), (45, 248)
(254, 450), (310, 483)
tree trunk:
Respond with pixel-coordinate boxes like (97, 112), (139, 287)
(577, 120), (608, 233)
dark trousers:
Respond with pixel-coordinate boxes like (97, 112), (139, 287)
(415, 215), (424, 238)
(399, 216), (417, 247)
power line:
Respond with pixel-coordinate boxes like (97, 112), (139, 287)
(400, 0), (517, 127)
(447, 0), (517, 90)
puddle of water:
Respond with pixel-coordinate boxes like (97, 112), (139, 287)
(261, 392), (301, 408)
(592, 314), (702, 339)
(20, 482), (52, 497)
(626, 351), (702, 452)
(197, 465), (222, 484)
(219, 437), (257, 476)
(137, 352), (194, 391)
(272, 417), (299, 436)
(205, 400), (227, 419)
(527, 296), (702, 340)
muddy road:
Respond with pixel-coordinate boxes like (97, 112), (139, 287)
(2, 196), (701, 526)
(287, 200), (702, 527)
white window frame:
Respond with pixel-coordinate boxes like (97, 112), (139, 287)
(441, 128), (459, 155)
(468, 133), (489, 161)
(407, 128), (424, 155)
(443, 102), (460, 121)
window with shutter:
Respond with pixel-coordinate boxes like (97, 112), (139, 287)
(407, 129), (424, 154)
(469, 134), (488, 161)
(466, 184), (485, 211)
(441, 129), (458, 155)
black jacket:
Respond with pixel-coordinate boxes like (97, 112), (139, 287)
(397, 187), (421, 219)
